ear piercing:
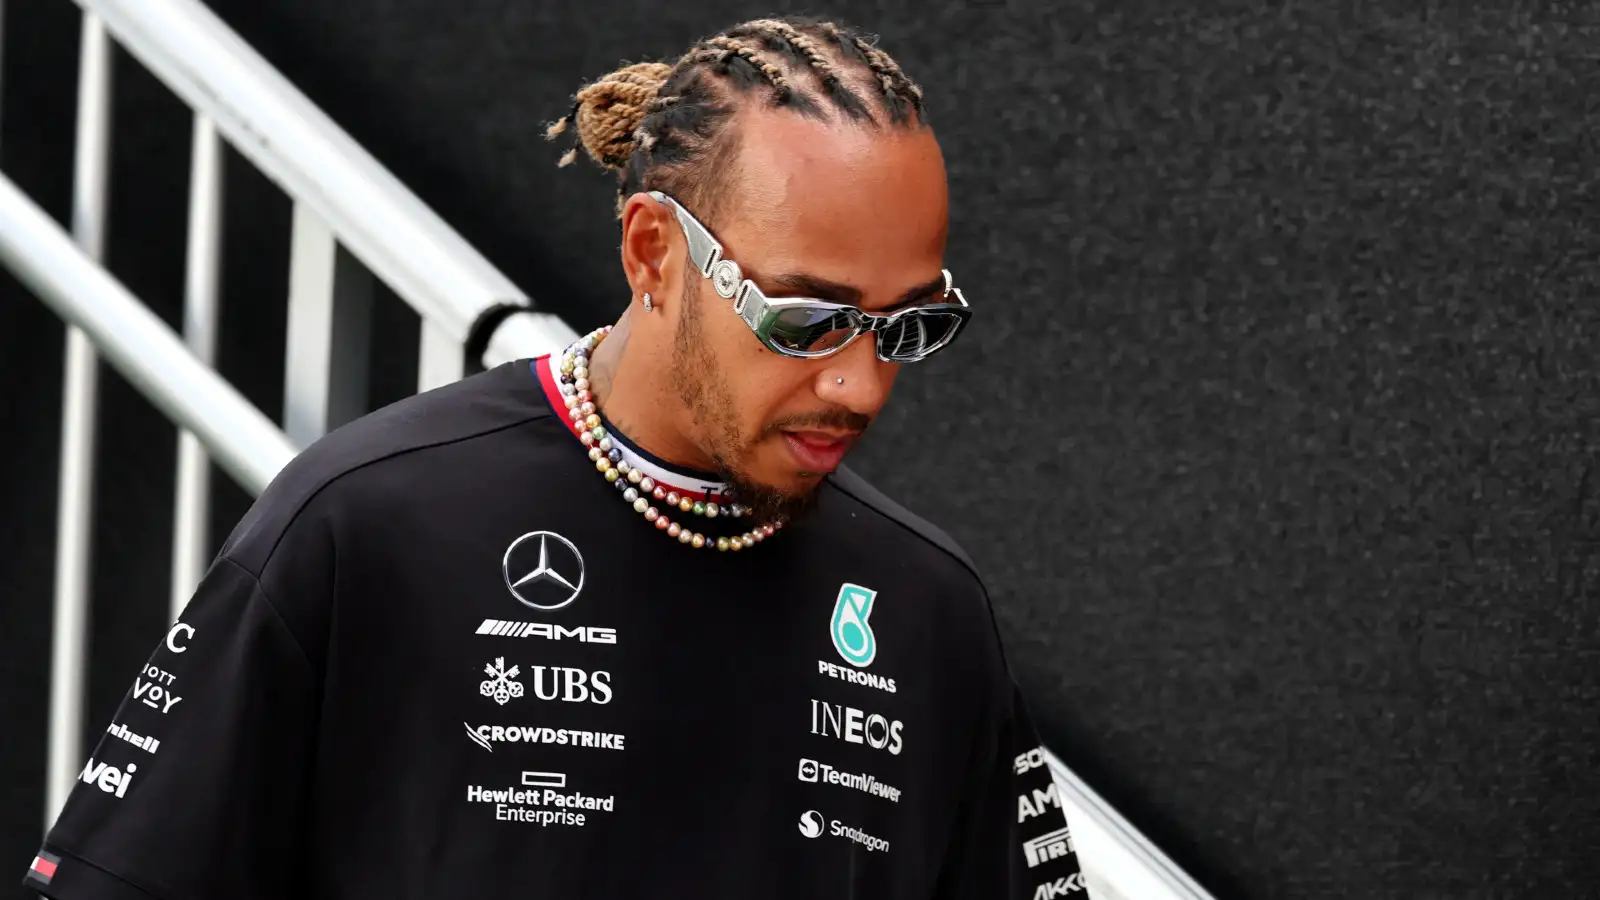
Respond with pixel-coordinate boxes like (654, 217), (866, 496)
(642, 292), (654, 312)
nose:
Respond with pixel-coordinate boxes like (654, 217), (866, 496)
(817, 335), (897, 418)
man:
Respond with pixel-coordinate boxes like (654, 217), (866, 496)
(25, 16), (1087, 900)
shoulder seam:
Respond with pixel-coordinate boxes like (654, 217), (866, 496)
(215, 556), (316, 676)
(232, 411), (551, 594)
(824, 473), (984, 587)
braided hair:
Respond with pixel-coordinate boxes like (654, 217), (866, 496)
(545, 16), (928, 221)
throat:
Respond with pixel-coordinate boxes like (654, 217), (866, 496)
(536, 353), (729, 501)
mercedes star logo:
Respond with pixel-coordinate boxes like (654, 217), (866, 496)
(502, 531), (585, 611)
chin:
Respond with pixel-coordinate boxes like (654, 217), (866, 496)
(725, 468), (824, 524)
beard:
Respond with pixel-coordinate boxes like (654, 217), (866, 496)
(667, 279), (821, 526)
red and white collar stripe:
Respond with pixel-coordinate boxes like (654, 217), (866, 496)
(535, 354), (730, 502)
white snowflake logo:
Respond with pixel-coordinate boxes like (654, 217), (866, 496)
(479, 657), (524, 706)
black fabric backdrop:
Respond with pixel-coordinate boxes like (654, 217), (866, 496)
(3, 1), (1598, 898)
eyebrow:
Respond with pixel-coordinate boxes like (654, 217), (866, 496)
(766, 271), (949, 311)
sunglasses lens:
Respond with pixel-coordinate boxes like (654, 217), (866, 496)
(877, 312), (965, 361)
(766, 307), (859, 355)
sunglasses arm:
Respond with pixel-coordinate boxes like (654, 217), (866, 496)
(648, 191), (722, 276)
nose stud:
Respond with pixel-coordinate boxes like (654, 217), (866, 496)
(836, 377), (844, 385)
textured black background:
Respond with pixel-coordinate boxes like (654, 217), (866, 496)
(4, 1), (1599, 898)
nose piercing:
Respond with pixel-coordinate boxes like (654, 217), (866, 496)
(836, 377), (844, 385)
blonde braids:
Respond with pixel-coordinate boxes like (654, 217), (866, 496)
(744, 19), (838, 82)
(545, 61), (672, 170)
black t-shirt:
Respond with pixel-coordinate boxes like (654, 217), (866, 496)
(25, 359), (1087, 900)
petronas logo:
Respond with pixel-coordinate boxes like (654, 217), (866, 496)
(830, 583), (879, 668)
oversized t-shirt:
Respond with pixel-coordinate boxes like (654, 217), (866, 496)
(25, 358), (1087, 900)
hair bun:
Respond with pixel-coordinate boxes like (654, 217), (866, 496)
(547, 61), (672, 171)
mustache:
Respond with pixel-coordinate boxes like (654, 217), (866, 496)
(762, 408), (872, 438)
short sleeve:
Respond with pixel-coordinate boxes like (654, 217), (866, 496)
(23, 557), (320, 900)
(935, 683), (1087, 899)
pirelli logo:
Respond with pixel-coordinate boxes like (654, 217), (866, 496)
(1022, 825), (1075, 868)
(476, 620), (617, 644)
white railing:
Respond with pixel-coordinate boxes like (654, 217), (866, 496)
(19, 0), (579, 831)
(2, 2), (1214, 898)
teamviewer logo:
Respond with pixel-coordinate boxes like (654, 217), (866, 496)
(798, 758), (819, 783)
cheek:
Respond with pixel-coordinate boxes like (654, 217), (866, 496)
(696, 295), (822, 436)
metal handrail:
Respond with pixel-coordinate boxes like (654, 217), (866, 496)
(74, 0), (574, 352)
(1049, 750), (1214, 900)
(0, 173), (298, 493)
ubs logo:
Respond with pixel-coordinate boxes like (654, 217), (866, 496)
(503, 532), (585, 611)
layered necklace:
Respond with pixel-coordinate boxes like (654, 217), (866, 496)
(554, 326), (782, 551)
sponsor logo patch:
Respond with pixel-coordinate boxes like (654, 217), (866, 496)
(809, 699), (904, 755)
(476, 620), (616, 643)
(465, 722), (625, 752)
(816, 659), (896, 693)
(829, 583), (879, 667)
(1022, 825), (1075, 868)
(503, 532), (585, 611)
(1034, 874), (1088, 898)
(107, 722), (160, 754)
(79, 759), (138, 798)
(798, 809), (891, 853)
(25, 851), (61, 886)
(797, 757), (901, 803)
(480, 658), (612, 706)
(466, 770), (615, 828)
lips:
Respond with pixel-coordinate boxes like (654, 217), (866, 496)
(782, 430), (856, 474)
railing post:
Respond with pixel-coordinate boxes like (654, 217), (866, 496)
(283, 201), (371, 445)
(170, 113), (224, 616)
(417, 319), (464, 392)
(46, 9), (113, 831)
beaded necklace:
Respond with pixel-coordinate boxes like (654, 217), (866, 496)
(555, 326), (782, 551)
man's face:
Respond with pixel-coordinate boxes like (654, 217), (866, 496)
(666, 106), (950, 521)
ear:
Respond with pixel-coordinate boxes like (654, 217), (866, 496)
(619, 192), (677, 305)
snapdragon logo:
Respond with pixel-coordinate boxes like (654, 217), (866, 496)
(797, 809), (890, 853)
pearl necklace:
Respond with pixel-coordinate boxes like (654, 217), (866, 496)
(556, 326), (782, 551)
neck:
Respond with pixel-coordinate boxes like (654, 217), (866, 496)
(587, 308), (718, 473)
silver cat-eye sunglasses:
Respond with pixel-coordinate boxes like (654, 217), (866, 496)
(649, 191), (972, 363)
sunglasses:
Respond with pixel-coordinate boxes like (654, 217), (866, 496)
(649, 191), (972, 363)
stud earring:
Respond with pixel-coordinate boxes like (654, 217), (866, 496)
(641, 292), (653, 312)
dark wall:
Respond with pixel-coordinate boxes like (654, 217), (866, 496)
(3, 1), (1598, 898)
